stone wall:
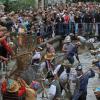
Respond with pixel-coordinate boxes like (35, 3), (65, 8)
(39, 35), (62, 55)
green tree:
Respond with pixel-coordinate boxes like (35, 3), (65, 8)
(17, 0), (36, 9)
(1, 0), (36, 12)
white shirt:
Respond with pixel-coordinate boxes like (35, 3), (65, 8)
(87, 38), (95, 43)
(53, 64), (61, 75)
(53, 64), (68, 82)
(32, 52), (41, 59)
(69, 68), (77, 81)
(78, 36), (86, 43)
(60, 70), (68, 81)
(48, 84), (56, 100)
(69, 14), (75, 22)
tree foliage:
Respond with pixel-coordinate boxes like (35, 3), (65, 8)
(0, 0), (36, 12)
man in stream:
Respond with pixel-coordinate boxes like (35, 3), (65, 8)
(53, 61), (71, 92)
(46, 71), (61, 100)
(72, 65), (95, 100)
(62, 35), (80, 65)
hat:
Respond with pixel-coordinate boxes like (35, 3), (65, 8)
(69, 33), (74, 36)
(62, 60), (72, 67)
(90, 50), (97, 55)
(9, 42), (14, 47)
(7, 79), (20, 93)
(92, 59), (99, 64)
(75, 65), (82, 71)
(76, 41), (81, 46)
(70, 11), (74, 14)
(98, 48), (100, 52)
(9, 11), (15, 16)
(37, 46), (43, 50)
(0, 27), (7, 31)
(64, 36), (71, 43)
(46, 71), (54, 79)
(30, 81), (41, 91)
(44, 53), (55, 60)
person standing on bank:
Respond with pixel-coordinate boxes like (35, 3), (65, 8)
(72, 65), (95, 100)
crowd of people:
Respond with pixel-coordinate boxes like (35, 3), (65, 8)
(0, 2), (100, 39)
(0, 1), (100, 100)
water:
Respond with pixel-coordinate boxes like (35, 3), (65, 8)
(2, 46), (99, 100)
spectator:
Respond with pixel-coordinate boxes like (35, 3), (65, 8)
(94, 10), (100, 40)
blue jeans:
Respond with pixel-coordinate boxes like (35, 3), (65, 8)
(69, 22), (75, 33)
(65, 23), (69, 35)
(85, 23), (93, 33)
(72, 91), (87, 100)
(75, 23), (78, 34)
(67, 56), (74, 64)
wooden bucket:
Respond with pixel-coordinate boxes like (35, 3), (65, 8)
(15, 52), (32, 70)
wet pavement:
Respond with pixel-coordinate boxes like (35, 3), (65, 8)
(78, 52), (97, 100)
(36, 51), (98, 100)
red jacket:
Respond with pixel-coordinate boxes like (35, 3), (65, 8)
(1, 39), (13, 54)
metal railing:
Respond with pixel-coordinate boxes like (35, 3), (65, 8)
(36, 22), (100, 39)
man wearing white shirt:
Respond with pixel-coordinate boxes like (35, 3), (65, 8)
(46, 71), (61, 100)
(32, 51), (41, 60)
(53, 61), (71, 92)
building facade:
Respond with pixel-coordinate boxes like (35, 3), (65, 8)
(35, 0), (66, 9)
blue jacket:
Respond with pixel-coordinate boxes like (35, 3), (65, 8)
(95, 62), (100, 68)
(72, 69), (95, 100)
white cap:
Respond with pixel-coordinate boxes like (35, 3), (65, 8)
(70, 11), (74, 14)
(64, 36), (71, 43)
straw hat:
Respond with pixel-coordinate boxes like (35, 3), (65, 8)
(62, 60), (72, 67)
(44, 53), (55, 60)
(7, 79), (20, 93)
